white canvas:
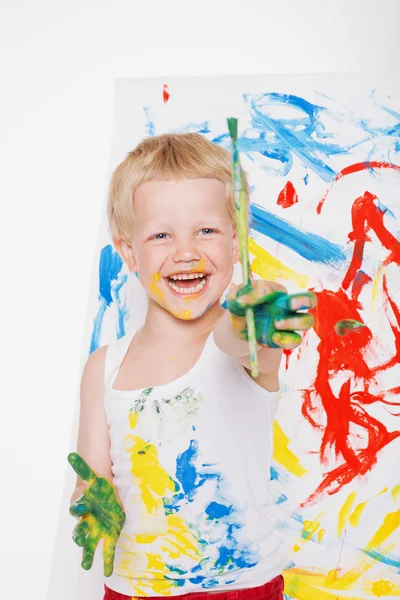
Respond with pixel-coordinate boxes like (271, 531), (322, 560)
(48, 74), (400, 600)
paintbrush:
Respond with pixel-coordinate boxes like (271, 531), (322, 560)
(227, 117), (258, 378)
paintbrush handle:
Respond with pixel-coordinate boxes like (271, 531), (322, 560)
(228, 119), (259, 378)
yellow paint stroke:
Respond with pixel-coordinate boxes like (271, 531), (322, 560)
(273, 420), (307, 477)
(349, 501), (367, 528)
(283, 507), (400, 599)
(283, 566), (368, 600)
(318, 528), (325, 543)
(125, 435), (177, 513)
(393, 484), (400, 502)
(365, 509), (400, 550)
(338, 491), (356, 537)
(293, 544), (301, 552)
(371, 265), (384, 309)
(302, 518), (322, 541)
(249, 237), (309, 288)
(371, 579), (397, 597)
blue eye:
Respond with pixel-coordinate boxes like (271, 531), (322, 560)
(153, 233), (168, 240)
(200, 228), (215, 235)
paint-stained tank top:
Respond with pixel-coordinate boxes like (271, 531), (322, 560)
(103, 329), (285, 597)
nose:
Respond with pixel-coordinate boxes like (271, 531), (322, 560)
(172, 235), (201, 264)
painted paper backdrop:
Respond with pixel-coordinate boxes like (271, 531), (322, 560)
(49, 75), (400, 600)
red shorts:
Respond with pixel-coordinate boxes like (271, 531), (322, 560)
(104, 576), (284, 600)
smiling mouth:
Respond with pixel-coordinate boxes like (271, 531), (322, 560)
(165, 272), (209, 295)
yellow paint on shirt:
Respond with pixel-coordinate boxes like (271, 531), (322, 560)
(249, 237), (309, 288)
(129, 410), (139, 429)
(160, 514), (199, 560)
(338, 491), (356, 537)
(125, 436), (177, 513)
(273, 420), (307, 477)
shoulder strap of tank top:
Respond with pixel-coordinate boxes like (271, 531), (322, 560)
(104, 328), (136, 387)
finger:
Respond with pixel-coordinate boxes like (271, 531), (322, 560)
(288, 292), (317, 311)
(68, 452), (97, 484)
(275, 313), (314, 331)
(103, 537), (117, 577)
(270, 331), (303, 349)
(70, 497), (92, 518)
(81, 532), (101, 571)
(237, 288), (288, 309)
(72, 520), (90, 547)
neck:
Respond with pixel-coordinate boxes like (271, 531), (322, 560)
(140, 298), (225, 343)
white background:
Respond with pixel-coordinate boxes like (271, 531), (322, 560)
(1, 1), (399, 598)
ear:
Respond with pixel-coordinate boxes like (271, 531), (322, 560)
(232, 229), (240, 264)
(113, 237), (137, 273)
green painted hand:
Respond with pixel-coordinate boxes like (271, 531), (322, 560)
(227, 281), (317, 349)
(68, 452), (126, 577)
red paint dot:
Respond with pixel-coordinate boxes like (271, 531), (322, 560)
(277, 181), (298, 208)
(163, 84), (170, 104)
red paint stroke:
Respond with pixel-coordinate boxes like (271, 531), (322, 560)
(317, 161), (400, 214)
(277, 181), (298, 208)
(163, 84), (170, 104)
(300, 187), (400, 506)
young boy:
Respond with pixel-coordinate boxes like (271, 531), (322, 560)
(69, 132), (316, 600)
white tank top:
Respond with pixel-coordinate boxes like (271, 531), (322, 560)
(103, 328), (285, 597)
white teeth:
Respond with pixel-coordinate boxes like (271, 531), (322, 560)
(168, 277), (207, 295)
(170, 272), (205, 281)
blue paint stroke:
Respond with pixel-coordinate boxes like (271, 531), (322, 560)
(303, 173), (309, 185)
(90, 245), (127, 353)
(251, 204), (347, 265)
(244, 93), (351, 181)
(275, 494), (288, 505)
(362, 549), (400, 572)
(143, 106), (155, 136)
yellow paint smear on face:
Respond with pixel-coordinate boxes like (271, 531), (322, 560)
(273, 420), (307, 477)
(338, 491), (356, 537)
(125, 435), (177, 513)
(149, 272), (166, 307)
(249, 238), (309, 288)
(364, 509), (400, 550)
(393, 484), (400, 502)
(349, 502), (367, 527)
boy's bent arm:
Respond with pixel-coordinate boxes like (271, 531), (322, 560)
(71, 345), (113, 503)
(213, 311), (282, 391)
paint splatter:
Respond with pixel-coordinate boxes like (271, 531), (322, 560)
(277, 181), (299, 208)
(163, 84), (170, 104)
(334, 319), (366, 336)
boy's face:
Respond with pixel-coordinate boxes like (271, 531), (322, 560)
(121, 178), (239, 320)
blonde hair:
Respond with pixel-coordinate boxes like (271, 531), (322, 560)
(107, 132), (250, 243)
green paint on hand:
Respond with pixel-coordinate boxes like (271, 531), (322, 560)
(68, 452), (126, 577)
(228, 290), (315, 349)
(334, 319), (366, 336)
